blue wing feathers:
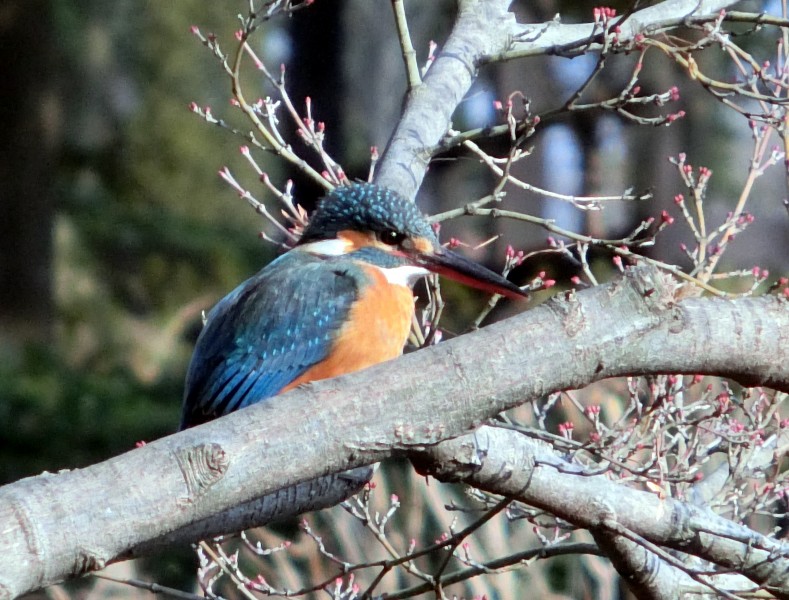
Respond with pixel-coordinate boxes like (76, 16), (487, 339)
(180, 252), (365, 429)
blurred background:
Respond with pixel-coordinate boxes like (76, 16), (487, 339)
(2, 0), (786, 596)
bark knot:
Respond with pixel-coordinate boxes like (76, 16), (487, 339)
(548, 291), (585, 338)
(72, 549), (105, 576)
(175, 443), (230, 500)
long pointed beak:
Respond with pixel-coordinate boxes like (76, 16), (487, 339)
(413, 247), (527, 299)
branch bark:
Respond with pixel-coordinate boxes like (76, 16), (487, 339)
(488, 0), (737, 63)
(374, 0), (740, 199)
(414, 425), (788, 598)
(1, 266), (788, 597)
(375, 0), (516, 199)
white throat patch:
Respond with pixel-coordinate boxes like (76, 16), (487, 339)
(376, 264), (430, 287)
(300, 239), (428, 287)
(299, 238), (351, 256)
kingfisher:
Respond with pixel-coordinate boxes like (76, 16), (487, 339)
(180, 183), (525, 429)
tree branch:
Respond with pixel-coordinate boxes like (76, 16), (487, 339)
(375, 0), (516, 198)
(589, 530), (756, 600)
(374, 0), (741, 200)
(124, 467), (373, 558)
(1, 266), (788, 597)
(414, 426), (785, 598)
(486, 0), (738, 63)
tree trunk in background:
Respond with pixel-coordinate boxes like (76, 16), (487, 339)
(0, 0), (59, 347)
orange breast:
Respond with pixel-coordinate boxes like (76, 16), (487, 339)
(279, 266), (415, 393)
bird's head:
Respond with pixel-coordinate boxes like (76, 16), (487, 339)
(297, 183), (526, 299)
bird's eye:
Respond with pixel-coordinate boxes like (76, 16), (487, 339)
(379, 230), (406, 246)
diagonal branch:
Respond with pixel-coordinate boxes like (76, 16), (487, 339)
(415, 426), (787, 598)
(375, 0), (516, 199)
(488, 0), (739, 63)
(374, 0), (740, 200)
(1, 266), (788, 597)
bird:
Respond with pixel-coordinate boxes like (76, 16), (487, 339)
(180, 183), (525, 429)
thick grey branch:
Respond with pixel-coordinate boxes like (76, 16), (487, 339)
(591, 531), (702, 600)
(590, 530), (760, 599)
(1, 267), (788, 597)
(414, 426), (789, 598)
(375, 0), (516, 198)
(123, 467), (373, 558)
(374, 0), (739, 199)
(489, 0), (738, 63)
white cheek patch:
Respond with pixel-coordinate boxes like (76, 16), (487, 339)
(300, 238), (352, 256)
(378, 265), (430, 287)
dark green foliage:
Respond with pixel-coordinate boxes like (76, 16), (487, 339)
(0, 344), (180, 484)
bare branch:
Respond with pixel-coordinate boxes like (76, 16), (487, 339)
(375, 0), (740, 200)
(375, 0), (516, 199)
(391, 0), (422, 91)
(488, 0), (739, 64)
(414, 426), (789, 598)
(2, 266), (789, 596)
